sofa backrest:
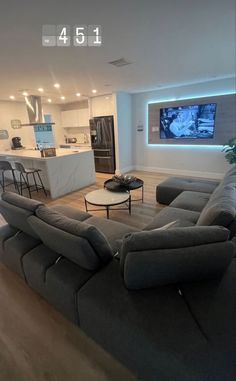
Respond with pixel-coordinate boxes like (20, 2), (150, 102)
(0, 192), (43, 239)
(197, 182), (236, 238)
(222, 165), (236, 185)
(120, 226), (234, 290)
(28, 205), (113, 271)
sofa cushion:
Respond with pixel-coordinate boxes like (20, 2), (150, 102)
(2, 231), (40, 278)
(197, 184), (236, 228)
(120, 226), (233, 290)
(0, 224), (18, 259)
(180, 259), (236, 380)
(50, 204), (91, 221)
(0, 191), (43, 238)
(170, 191), (210, 212)
(144, 207), (200, 230)
(85, 216), (139, 253)
(23, 245), (94, 324)
(78, 260), (216, 381)
(28, 206), (113, 270)
(156, 177), (219, 205)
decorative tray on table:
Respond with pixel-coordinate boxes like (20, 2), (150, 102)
(112, 174), (136, 186)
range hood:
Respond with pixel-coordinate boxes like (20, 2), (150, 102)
(20, 95), (55, 126)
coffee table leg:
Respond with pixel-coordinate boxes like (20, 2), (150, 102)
(106, 206), (110, 219)
(142, 185), (144, 203)
(129, 195), (131, 215)
(84, 198), (88, 212)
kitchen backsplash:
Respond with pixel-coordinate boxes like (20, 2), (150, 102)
(63, 127), (91, 145)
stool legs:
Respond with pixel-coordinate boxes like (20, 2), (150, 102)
(19, 172), (32, 198)
(0, 169), (20, 194)
(36, 171), (47, 196)
(17, 170), (47, 198)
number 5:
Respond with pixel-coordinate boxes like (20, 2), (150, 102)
(76, 27), (85, 44)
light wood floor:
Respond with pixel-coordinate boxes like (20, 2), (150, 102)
(0, 171), (168, 381)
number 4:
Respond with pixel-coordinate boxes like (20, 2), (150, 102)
(59, 27), (68, 44)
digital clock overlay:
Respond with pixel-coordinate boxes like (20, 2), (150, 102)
(42, 25), (102, 47)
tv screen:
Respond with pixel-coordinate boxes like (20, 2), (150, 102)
(160, 103), (217, 139)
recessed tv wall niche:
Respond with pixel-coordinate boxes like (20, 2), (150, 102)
(148, 94), (236, 145)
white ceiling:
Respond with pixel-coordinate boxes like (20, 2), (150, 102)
(0, 0), (235, 104)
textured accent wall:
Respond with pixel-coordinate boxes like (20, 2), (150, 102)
(148, 94), (236, 145)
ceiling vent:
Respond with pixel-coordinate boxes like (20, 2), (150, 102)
(108, 58), (132, 67)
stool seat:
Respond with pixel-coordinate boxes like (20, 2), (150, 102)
(23, 168), (42, 174)
(15, 162), (47, 198)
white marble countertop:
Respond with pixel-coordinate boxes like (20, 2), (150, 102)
(0, 148), (92, 161)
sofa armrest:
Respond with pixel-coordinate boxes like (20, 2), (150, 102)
(120, 226), (234, 290)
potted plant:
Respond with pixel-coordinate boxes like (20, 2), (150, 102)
(222, 138), (236, 164)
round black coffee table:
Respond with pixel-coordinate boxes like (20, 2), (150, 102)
(104, 177), (144, 202)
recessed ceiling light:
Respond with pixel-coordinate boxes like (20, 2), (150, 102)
(9, 95), (15, 100)
(38, 88), (44, 92)
(60, 96), (65, 100)
(92, 89), (97, 94)
(105, 96), (109, 100)
(48, 98), (52, 103)
(76, 92), (81, 97)
(22, 91), (28, 96)
(54, 83), (60, 88)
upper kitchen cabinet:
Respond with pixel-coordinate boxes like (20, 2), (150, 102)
(61, 108), (89, 128)
(90, 95), (115, 117)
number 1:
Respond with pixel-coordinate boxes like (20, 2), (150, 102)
(93, 27), (101, 44)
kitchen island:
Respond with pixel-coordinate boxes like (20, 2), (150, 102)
(0, 148), (96, 199)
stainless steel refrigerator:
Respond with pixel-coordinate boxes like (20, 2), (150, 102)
(89, 116), (116, 173)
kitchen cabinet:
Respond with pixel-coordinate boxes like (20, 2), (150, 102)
(90, 95), (115, 117)
(61, 108), (89, 127)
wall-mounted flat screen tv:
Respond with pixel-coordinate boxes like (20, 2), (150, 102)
(160, 103), (217, 139)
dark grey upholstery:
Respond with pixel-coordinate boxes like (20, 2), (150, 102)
(22, 244), (60, 294)
(144, 206), (200, 230)
(29, 206), (113, 270)
(78, 259), (218, 381)
(23, 245), (94, 324)
(197, 184), (236, 229)
(0, 191), (43, 238)
(0, 182), (235, 381)
(85, 216), (139, 253)
(2, 231), (40, 278)
(51, 204), (91, 221)
(0, 224), (18, 259)
(120, 227), (234, 289)
(170, 191), (210, 212)
(156, 177), (219, 205)
(180, 259), (236, 380)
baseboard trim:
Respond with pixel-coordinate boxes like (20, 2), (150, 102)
(133, 165), (224, 179)
(116, 166), (135, 174)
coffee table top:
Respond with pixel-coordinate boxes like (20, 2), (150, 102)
(85, 188), (130, 206)
(104, 177), (143, 192)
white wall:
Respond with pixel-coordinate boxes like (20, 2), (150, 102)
(132, 78), (236, 179)
(0, 100), (63, 150)
(115, 92), (133, 173)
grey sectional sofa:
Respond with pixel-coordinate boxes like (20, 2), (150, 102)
(0, 165), (235, 381)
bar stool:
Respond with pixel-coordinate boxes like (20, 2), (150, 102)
(14, 162), (47, 199)
(0, 160), (19, 193)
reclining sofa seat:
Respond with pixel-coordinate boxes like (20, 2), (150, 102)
(0, 164), (235, 381)
(0, 191), (138, 323)
(153, 166), (236, 238)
